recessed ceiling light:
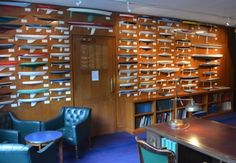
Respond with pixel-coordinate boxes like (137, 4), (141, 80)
(114, 0), (133, 13)
(127, 1), (131, 13)
(75, 0), (82, 7)
(226, 17), (231, 26)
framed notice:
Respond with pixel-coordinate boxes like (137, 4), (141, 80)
(91, 70), (99, 81)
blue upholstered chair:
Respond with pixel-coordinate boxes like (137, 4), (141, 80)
(0, 112), (41, 143)
(41, 106), (92, 158)
(0, 142), (58, 163)
(135, 136), (176, 163)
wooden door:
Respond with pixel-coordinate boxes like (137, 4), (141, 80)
(72, 36), (116, 136)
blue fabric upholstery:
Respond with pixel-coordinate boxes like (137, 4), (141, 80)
(0, 112), (41, 143)
(0, 142), (57, 163)
(41, 106), (92, 158)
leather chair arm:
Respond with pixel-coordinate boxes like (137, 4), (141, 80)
(0, 129), (20, 143)
(65, 116), (91, 144)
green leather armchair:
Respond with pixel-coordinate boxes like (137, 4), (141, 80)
(0, 141), (57, 163)
(135, 136), (176, 163)
(0, 112), (41, 143)
(41, 106), (92, 158)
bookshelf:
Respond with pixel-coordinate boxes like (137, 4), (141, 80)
(125, 87), (233, 133)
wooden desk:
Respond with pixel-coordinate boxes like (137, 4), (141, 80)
(146, 118), (236, 163)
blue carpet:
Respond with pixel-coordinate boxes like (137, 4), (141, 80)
(207, 112), (236, 126)
(63, 132), (145, 163)
(62, 113), (236, 163)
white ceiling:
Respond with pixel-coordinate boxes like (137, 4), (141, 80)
(17, 0), (236, 26)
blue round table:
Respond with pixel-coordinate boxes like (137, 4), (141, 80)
(25, 130), (63, 163)
(25, 130), (62, 144)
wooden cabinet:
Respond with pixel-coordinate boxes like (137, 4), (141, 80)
(125, 87), (233, 133)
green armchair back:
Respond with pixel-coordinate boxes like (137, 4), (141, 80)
(0, 112), (41, 143)
(41, 106), (92, 158)
(135, 136), (176, 163)
(0, 142), (57, 163)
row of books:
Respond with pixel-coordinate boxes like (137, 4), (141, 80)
(136, 101), (232, 127)
(157, 99), (173, 111)
(193, 101), (232, 117)
(208, 104), (219, 114)
(135, 102), (152, 114)
(208, 93), (218, 103)
(177, 109), (187, 119)
(135, 116), (152, 128)
(136, 99), (194, 114)
(157, 110), (187, 123)
(222, 93), (232, 101)
(221, 101), (231, 111)
(161, 137), (177, 153)
(157, 112), (172, 123)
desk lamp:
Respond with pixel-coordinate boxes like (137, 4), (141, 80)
(167, 79), (201, 128)
(185, 98), (201, 113)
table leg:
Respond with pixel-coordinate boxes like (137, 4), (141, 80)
(59, 140), (63, 163)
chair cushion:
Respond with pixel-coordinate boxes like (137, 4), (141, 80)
(64, 108), (88, 126)
(141, 147), (169, 163)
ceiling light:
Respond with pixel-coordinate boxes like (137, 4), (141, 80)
(114, 0), (134, 13)
(226, 17), (231, 26)
(127, 1), (131, 13)
(75, 0), (82, 7)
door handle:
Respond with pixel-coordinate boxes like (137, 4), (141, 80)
(110, 77), (114, 93)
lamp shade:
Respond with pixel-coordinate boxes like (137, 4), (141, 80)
(185, 99), (201, 112)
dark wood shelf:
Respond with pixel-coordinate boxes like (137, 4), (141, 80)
(125, 88), (233, 134)
(156, 109), (172, 114)
(208, 101), (219, 105)
(135, 112), (154, 117)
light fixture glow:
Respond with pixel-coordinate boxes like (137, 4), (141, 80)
(127, 1), (131, 13)
(75, 0), (82, 7)
(226, 17), (231, 26)
(189, 137), (200, 147)
(185, 99), (201, 112)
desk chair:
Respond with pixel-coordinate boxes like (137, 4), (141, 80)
(135, 136), (176, 163)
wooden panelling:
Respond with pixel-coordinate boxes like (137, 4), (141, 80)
(0, 2), (234, 136)
(72, 36), (117, 136)
(0, 3), (73, 121)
